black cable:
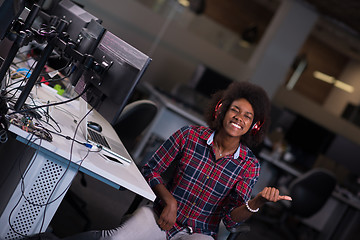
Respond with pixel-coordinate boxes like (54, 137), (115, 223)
(4, 60), (38, 102)
(0, 128), (8, 143)
(19, 109), (92, 207)
(37, 106), (94, 234)
(3, 58), (73, 99)
(27, 95), (62, 133)
(8, 106), (95, 238)
(46, 128), (91, 147)
(8, 133), (39, 238)
(9, 83), (91, 115)
(12, 55), (36, 69)
(37, 111), (62, 133)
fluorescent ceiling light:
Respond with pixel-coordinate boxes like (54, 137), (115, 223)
(313, 71), (354, 93)
(334, 81), (354, 93)
(238, 39), (251, 48)
(177, 0), (190, 7)
(313, 71), (335, 84)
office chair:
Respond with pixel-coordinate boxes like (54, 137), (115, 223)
(256, 168), (337, 240)
(222, 222), (251, 240)
(112, 99), (158, 156)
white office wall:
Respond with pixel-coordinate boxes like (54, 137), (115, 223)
(248, 0), (318, 98)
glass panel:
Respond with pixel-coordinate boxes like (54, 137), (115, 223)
(134, 0), (279, 63)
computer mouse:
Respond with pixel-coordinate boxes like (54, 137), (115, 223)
(87, 121), (102, 132)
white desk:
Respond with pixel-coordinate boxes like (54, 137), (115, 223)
(259, 150), (302, 177)
(132, 83), (207, 163)
(0, 84), (155, 239)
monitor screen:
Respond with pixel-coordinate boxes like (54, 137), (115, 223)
(283, 112), (335, 170)
(75, 30), (151, 125)
(325, 135), (360, 175)
(190, 64), (233, 98)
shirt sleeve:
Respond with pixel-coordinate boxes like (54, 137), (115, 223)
(222, 153), (260, 229)
(141, 126), (189, 188)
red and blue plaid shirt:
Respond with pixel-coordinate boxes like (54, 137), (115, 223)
(142, 126), (260, 239)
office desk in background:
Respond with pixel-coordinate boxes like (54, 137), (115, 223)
(132, 83), (207, 164)
(0, 84), (155, 239)
(258, 150), (360, 240)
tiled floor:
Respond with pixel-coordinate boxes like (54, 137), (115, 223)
(45, 173), (317, 240)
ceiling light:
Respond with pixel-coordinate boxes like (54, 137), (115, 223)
(238, 39), (251, 48)
(177, 0), (190, 7)
(313, 71), (354, 93)
(286, 57), (307, 90)
(313, 71), (335, 84)
(334, 80), (354, 93)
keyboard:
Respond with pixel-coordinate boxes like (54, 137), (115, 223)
(87, 128), (111, 149)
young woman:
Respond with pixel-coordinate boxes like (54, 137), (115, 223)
(64, 81), (291, 240)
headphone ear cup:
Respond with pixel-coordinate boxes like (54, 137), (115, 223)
(214, 101), (222, 119)
(251, 121), (262, 135)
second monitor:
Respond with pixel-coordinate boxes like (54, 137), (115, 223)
(75, 30), (151, 125)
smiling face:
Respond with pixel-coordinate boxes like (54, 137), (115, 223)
(222, 98), (254, 138)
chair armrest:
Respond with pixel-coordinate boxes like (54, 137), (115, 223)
(226, 223), (251, 240)
(227, 223), (251, 233)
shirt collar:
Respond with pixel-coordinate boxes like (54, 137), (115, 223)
(206, 131), (241, 159)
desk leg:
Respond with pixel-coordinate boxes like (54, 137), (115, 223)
(0, 151), (78, 239)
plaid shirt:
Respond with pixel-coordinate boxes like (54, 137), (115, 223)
(142, 126), (260, 239)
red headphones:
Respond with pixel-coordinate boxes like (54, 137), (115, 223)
(214, 100), (223, 119)
(250, 121), (264, 135)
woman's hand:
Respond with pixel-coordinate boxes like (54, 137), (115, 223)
(153, 183), (178, 231)
(257, 187), (292, 203)
(157, 198), (178, 230)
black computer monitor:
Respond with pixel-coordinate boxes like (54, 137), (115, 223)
(4, 0), (150, 125)
(66, 18), (106, 86)
(75, 30), (151, 125)
(44, 0), (101, 43)
(11, 0), (105, 111)
(283, 112), (335, 171)
(190, 64), (233, 98)
(0, 0), (25, 40)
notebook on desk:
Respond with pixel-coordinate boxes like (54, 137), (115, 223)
(77, 102), (132, 165)
(86, 127), (132, 165)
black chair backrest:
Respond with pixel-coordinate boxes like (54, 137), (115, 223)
(289, 168), (336, 218)
(113, 100), (158, 152)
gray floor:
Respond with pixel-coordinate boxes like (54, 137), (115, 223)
(46, 173), (318, 240)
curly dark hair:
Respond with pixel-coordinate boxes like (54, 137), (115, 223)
(204, 81), (271, 148)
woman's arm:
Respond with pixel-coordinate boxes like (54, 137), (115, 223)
(152, 183), (178, 231)
(230, 187), (292, 222)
